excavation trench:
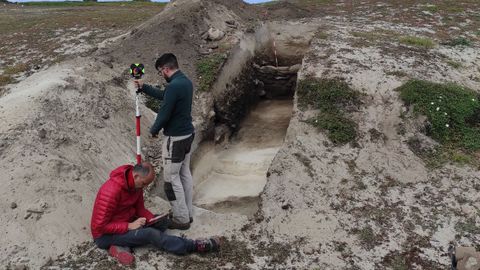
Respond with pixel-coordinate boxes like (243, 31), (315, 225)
(192, 98), (293, 216)
(190, 21), (315, 216)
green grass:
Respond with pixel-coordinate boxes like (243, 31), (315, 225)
(399, 36), (435, 49)
(352, 31), (381, 41)
(455, 218), (480, 235)
(297, 78), (360, 145)
(196, 54), (226, 92)
(424, 5), (439, 13)
(397, 80), (480, 152)
(444, 37), (472, 47)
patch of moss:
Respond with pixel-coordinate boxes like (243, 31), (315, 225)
(196, 54), (226, 92)
(357, 225), (377, 250)
(399, 36), (435, 49)
(316, 32), (328, 39)
(297, 78), (360, 145)
(455, 218), (480, 235)
(398, 80), (480, 152)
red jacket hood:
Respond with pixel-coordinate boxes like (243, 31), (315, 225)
(109, 164), (135, 191)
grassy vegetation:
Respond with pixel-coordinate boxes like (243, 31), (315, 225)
(0, 75), (13, 87)
(399, 36), (435, 49)
(455, 218), (480, 235)
(444, 37), (472, 47)
(196, 54), (226, 92)
(386, 70), (409, 78)
(0, 2), (165, 93)
(315, 32), (328, 40)
(356, 225), (377, 250)
(398, 80), (480, 154)
(424, 5), (439, 13)
(297, 78), (361, 145)
(351, 31), (380, 42)
(446, 60), (462, 69)
(21, 1), (166, 7)
(389, 255), (408, 270)
(3, 63), (28, 75)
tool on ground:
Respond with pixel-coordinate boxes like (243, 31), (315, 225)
(130, 63), (145, 164)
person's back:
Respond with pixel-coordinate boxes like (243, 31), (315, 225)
(159, 70), (194, 136)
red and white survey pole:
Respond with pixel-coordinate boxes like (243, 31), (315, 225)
(130, 63), (145, 164)
(135, 94), (142, 164)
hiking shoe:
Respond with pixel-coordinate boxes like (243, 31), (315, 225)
(194, 237), (222, 253)
(108, 245), (134, 266)
(167, 219), (190, 230)
(168, 209), (193, 224)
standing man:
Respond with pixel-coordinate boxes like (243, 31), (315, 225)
(90, 162), (221, 266)
(135, 53), (195, 230)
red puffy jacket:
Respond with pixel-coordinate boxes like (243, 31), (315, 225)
(90, 164), (154, 239)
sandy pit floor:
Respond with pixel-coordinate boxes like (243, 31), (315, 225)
(192, 99), (293, 215)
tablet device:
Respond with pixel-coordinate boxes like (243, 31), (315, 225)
(146, 213), (169, 227)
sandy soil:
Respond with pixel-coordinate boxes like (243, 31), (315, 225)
(1, 0), (479, 269)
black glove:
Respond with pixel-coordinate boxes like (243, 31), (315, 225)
(136, 87), (143, 94)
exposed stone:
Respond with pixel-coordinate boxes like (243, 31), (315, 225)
(207, 28), (225, 41)
(10, 202), (17, 209)
(214, 124), (231, 145)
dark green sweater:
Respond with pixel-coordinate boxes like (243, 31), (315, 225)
(142, 70), (194, 136)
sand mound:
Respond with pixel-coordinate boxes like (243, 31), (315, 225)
(0, 1), (255, 267)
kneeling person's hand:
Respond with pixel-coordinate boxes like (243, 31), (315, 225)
(128, 217), (146, 230)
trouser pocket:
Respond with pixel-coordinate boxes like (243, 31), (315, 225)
(168, 134), (194, 163)
(164, 182), (176, 201)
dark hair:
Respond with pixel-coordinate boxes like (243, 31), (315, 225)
(155, 53), (179, 70)
(133, 163), (151, 177)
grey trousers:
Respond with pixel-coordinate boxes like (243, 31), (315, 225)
(162, 133), (194, 224)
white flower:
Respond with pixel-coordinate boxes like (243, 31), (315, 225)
(444, 112), (448, 115)
(430, 102), (435, 105)
(436, 107), (440, 111)
(446, 124), (449, 127)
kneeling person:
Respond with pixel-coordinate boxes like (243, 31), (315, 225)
(90, 162), (220, 266)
